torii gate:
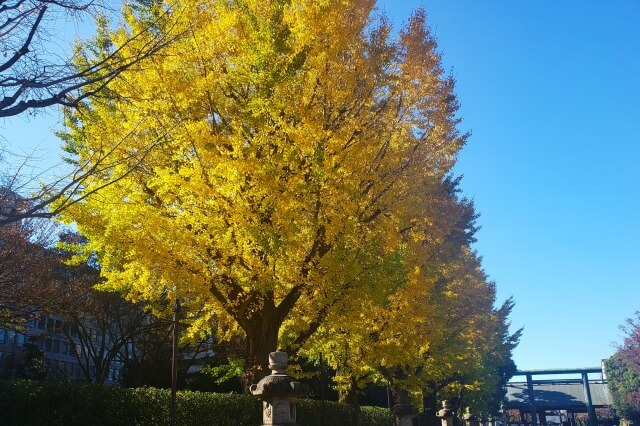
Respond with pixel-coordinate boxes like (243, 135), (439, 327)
(504, 368), (612, 426)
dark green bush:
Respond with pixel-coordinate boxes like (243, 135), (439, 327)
(297, 399), (356, 425)
(0, 380), (393, 425)
(360, 405), (395, 425)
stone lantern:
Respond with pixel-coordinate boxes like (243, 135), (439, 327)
(496, 404), (507, 426)
(391, 388), (417, 426)
(250, 351), (304, 426)
(463, 407), (480, 426)
(437, 400), (455, 426)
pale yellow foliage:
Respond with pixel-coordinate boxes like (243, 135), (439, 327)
(56, 1), (496, 388)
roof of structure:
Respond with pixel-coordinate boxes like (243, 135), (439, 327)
(505, 382), (612, 410)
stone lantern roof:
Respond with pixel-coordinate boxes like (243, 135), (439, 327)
(250, 351), (305, 398)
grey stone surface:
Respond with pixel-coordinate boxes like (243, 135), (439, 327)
(250, 352), (304, 426)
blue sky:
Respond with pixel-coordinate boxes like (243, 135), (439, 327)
(2, 1), (638, 372)
(379, 0), (640, 370)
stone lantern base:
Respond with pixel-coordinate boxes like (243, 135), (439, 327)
(251, 352), (305, 426)
(262, 397), (297, 425)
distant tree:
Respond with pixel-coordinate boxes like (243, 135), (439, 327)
(120, 319), (174, 388)
(0, 0), (183, 226)
(0, 0), (177, 118)
(0, 342), (47, 380)
(605, 311), (640, 422)
(45, 231), (157, 384)
(59, 288), (153, 384)
(0, 189), (64, 328)
(417, 298), (520, 424)
(618, 312), (640, 370)
(0, 216), (155, 384)
(120, 314), (217, 390)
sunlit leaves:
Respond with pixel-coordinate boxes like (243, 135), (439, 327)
(54, 0), (516, 396)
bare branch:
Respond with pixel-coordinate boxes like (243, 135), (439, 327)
(0, 0), (182, 118)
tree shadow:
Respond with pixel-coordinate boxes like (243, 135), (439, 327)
(507, 383), (584, 407)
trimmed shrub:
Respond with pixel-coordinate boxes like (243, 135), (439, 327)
(0, 380), (393, 425)
(297, 399), (357, 425)
(360, 405), (395, 425)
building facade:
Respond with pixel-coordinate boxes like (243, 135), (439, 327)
(0, 315), (124, 384)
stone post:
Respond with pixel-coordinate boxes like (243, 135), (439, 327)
(496, 405), (508, 426)
(464, 407), (480, 426)
(250, 351), (304, 426)
(437, 400), (455, 426)
(391, 388), (417, 426)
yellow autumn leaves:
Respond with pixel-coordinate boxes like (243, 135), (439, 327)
(57, 0), (517, 407)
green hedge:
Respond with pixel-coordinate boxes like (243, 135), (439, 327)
(0, 380), (394, 425)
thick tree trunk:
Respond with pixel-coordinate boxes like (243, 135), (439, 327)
(421, 389), (439, 426)
(240, 309), (280, 393)
(338, 375), (361, 425)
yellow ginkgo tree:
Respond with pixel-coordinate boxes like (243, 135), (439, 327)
(297, 175), (520, 411)
(58, 0), (476, 388)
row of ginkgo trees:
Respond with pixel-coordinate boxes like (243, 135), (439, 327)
(54, 0), (521, 414)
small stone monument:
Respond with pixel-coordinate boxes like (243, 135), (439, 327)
(463, 407), (480, 426)
(437, 400), (455, 426)
(496, 404), (507, 426)
(391, 388), (416, 426)
(250, 351), (304, 426)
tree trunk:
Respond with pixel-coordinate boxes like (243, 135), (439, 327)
(240, 315), (280, 393)
(338, 375), (361, 425)
(421, 389), (439, 426)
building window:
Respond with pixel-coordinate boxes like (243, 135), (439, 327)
(53, 340), (60, 354)
(44, 338), (52, 351)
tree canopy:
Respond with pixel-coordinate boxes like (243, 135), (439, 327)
(0, 189), (66, 328)
(0, 0), (177, 118)
(57, 0), (518, 402)
(605, 312), (640, 422)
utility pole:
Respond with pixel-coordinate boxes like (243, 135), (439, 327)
(319, 352), (326, 402)
(171, 298), (180, 426)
